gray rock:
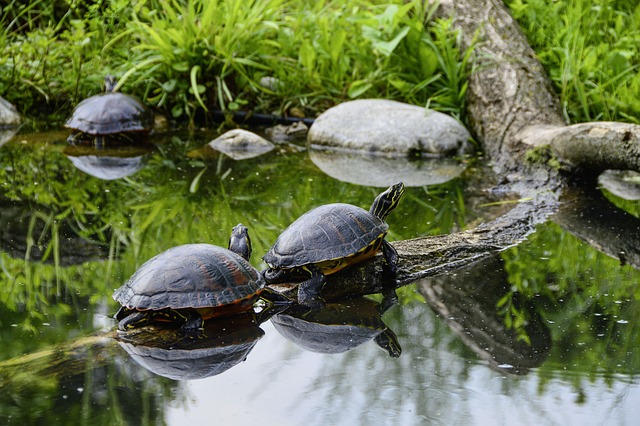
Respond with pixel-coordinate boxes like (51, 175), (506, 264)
(309, 148), (466, 188)
(307, 99), (472, 156)
(208, 129), (274, 160)
(0, 97), (21, 128)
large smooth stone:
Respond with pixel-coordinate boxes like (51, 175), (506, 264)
(208, 129), (274, 160)
(307, 99), (472, 156)
(309, 148), (466, 187)
(0, 97), (21, 128)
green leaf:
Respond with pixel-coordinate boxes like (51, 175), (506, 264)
(329, 29), (347, 64)
(348, 80), (372, 98)
(171, 104), (183, 118)
(189, 168), (207, 194)
(299, 39), (316, 70)
(172, 62), (189, 72)
(190, 65), (208, 111)
(418, 43), (438, 78)
(162, 79), (178, 92)
(373, 26), (410, 57)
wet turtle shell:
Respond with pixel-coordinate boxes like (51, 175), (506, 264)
(113, 243), (265, 315)
(65, 81), (153, 136)
(262, 203), (388, 273)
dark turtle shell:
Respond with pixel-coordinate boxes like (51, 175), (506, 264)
(65, 92), (153, 135)
(262, 203), (388, 269)
(113, 243), (264, 311)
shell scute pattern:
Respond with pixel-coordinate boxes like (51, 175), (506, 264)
(263, 203), (387, 269)
(113, 244), (263, 311)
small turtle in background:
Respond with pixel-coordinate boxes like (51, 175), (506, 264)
(65, 75), (153, 146)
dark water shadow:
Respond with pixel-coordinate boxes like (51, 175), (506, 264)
(416, 255), (552, 375)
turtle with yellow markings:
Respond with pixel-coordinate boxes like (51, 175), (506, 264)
(263, 182), (405, 305)
(114, 224), (289, 336)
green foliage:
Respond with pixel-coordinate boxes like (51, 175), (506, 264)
(125, 0), (284, 122)
(0, 0), (138, 124)
(501, 221), (640, 375)
(506, 0), (640, 124)
(0, 0), (472, 126)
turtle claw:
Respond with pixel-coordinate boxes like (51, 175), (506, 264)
(381, 240), (399, 278)
(375, 329), (402, 358)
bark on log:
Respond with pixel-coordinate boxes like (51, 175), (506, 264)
(438, 0), (640, 176)
(436, 0), (565, 173)
(517, 123), (640, 172)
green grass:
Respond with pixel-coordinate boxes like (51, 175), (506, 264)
(0, 0), (471, 127)
(506, 0), (640, 124)
(2, 0), (638, 128)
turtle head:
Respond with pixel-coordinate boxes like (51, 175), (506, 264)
(369, 182), (405, 221)
(229, 223), (252, 260)
(104, 75), (117, 93)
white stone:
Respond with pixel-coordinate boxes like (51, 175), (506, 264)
(307, 99), (472, 156)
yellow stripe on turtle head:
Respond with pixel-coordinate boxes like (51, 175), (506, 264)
(369, 182), (405, 221)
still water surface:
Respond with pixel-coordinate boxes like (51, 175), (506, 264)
(0, 129), (639, 425)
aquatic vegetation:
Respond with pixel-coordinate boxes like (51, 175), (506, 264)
(506, 0), (640, 124)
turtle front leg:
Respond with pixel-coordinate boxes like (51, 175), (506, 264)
(379, 240), (399, 313)
(118, 310), (151, 330)
(297, 265), (326, 307)
(380, 240), (399, 275)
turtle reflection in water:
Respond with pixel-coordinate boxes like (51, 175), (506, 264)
(117, 313), (268, 380)
(272, 296), (401, 358)
(113, 224), (290, 336)
(263, 182), (405, 305)
(63, 144), (152, 181)
(65, 75), (153, 146)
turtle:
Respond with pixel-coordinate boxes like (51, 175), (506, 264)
(113, 224), (289, 335)
(65, 75), (153, 146)
(262, 182), (405, 304)
(271, 297), (402, 358)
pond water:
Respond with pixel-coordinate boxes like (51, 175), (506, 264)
(1, 129), (639, 425)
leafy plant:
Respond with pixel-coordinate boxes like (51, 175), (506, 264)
(506, 0), (640, 124)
